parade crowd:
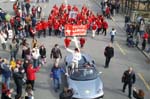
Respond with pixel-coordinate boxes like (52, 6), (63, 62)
(0, 0), (147, 99)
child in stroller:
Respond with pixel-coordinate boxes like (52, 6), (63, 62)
(126, 34), (135, 47)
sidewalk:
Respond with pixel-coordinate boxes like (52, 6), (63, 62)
(94, 0), (150, 60)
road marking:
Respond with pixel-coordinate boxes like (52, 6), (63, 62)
(138, 73), (150, 91)
(115, 42), (126, 55)
(44, 4), (47, 8)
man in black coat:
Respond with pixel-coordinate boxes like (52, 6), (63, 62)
(122, 67), (136, 99)
(50, 44), (62, 64)
(104, 43), (114, 68)
(13, 67), (24, 99)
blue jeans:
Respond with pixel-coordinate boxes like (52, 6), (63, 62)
(53, 77), (61, 92)
(2, 75), (10, 89)
(33, 59), (39, 68)
(10, 50), (17, 60)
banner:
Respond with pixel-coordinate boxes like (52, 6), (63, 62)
(65, 25), (87, 36)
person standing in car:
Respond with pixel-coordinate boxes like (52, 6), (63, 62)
(104, 43), (114, 68)
(50, 44), (62, 65)
(122, 67), (136, 99)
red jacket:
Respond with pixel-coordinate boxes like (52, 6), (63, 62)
(96, 20), (102, 29)
(79, 37), (86, 45)
(105, 7), (110, 15)
(92, 23), (97, 30)
(41, 20), (48, 30)
(27, 65), (40, 80)
(48, 19), (53, 28)
(143, 32), (149, 40)
(103, 21), (108, 29)
(64, 38), (71, 48)
(54, 21), (60, 30)
(36, 22), (43, 31)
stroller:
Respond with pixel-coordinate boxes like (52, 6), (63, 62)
(126, 34), (135, 47)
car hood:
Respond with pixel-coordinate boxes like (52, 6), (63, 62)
(68, 77), (103, 98)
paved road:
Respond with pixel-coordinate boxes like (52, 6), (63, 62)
(0, 0), (150, 99)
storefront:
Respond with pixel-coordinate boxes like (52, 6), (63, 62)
(121, 0), (149, 21)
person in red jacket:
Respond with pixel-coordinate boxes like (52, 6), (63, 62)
(48, 19), (53, 36)
(102, 21), (108, 36)
(36, 21), (43, 38)
(26, 64), (40, 90)
(64, 37), (71, 48)
(92, 22), (97, 38)
(79, 37), (86, 48)
(96, 19), (102, 35)
(143, 32), (149, 40)
(41, 19), (48, 37)
(105, 6), (111, 19)
(54, 20), (60, 36)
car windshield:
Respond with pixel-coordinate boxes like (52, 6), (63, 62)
(78, 55), (87, 65)
(70, 68), (98, 81)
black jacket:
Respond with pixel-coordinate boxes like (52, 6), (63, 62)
(50, 48), (62, 59)
(104, 46), (114, 58)
(39, 48), (46, 58)
(122, 70), (136, 84)
(13, 71), (24, 86)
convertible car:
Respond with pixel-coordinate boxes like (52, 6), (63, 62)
(64, 53), (104, 99)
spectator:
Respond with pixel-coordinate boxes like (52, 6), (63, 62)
(50, 44), (62, 65)
(13, 67), (24, 99)
(31, 47), (40, 68)
(31, 6), (37, 17)
(10, 57), (16, 71)
(39, 45), (46, 65)
(1, 83), (13, 99)
(26, 63), (40, 90)
(25, 84), (34, 99)
(105, 5), (111, 18)
(133, 87), (145, 99)
(9, 39), (18, 60)
(122, 67), (136, 99)
(32, 38), (38, 48)
(139, 19), (145, 37)
(1, 59), (11, 89)
(50, 63), (65, 92)
(124, 15), (130, 29)
(59, 87), (73, 99)
(37, 5), (42, 19)
(25, 2), (30, 15)
(141, 32), (148, 50)
(0, 30), (7, 50)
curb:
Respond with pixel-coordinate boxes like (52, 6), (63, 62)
(137, 46), (150, 60)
